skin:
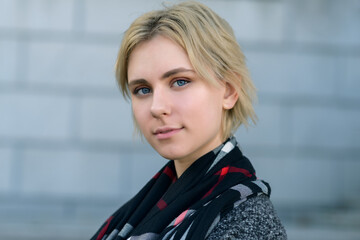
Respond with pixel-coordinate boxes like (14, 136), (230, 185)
(127, 35), (238, 178)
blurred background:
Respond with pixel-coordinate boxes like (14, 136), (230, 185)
(0, 0), (359, 239)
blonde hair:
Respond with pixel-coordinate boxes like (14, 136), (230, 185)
(116, 1), (257, 140)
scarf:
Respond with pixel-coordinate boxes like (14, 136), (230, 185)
(91, 137), (270, 240)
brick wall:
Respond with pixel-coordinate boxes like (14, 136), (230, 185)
(0, 0), (359, 239)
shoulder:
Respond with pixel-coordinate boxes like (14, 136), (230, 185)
(206, 194), (287, 240)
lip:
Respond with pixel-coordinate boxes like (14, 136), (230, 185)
(153, 126), (184, 140)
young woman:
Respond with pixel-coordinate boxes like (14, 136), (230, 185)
(91, 1), (287, 239)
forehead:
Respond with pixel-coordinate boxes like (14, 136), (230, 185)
(127, 35), (193, 82)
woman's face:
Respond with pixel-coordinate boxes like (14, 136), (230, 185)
(127, 35), (234, 175)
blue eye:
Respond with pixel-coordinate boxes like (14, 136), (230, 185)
(173, 79), (190, 87)
(135, 87), (151, 95)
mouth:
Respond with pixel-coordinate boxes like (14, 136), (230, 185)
(154, 127), (184, 140)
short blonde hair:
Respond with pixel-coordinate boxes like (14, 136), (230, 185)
(116, 1), (257, 140)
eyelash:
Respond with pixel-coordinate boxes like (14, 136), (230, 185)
(133, 87), (151, 95)
(132, 79), (191, 96)
(172, 79), (190, 87)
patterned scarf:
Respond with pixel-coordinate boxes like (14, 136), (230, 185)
(91, 137), (270, 240)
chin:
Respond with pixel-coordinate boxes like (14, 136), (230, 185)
(158, 152), (181, 161)
(156, 147), (185, 161)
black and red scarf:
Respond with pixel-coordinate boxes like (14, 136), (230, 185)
(91, 137), (270, 240)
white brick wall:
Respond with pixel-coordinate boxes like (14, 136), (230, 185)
(0, 40), (17, 82)
(84, 0), (165, 33)
(206, 0), (285, 41)
(250, 155), (335, 205)
(292, 106), (360, 148)
(0, 92), (72, 139)
(27, 42), (119, 89)
(130, 151), (166, 196)
(235, 104), (283, 146)
(338, 159), (360, 201)
(21, 148), (126, 198)
(343, 56), (360, 99)
(0, 147), (12, 192)
(288, 0), (360, 45)
(0, 0), (17, 28)
(0, 0), (74, 31)
(246, 51), (338, 96)
(78, 96), (133, 141)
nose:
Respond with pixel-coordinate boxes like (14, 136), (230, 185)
(150, 89), (171, 118)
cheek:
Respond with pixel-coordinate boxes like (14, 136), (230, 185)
(180, 91), (224, 127)
(131, 102), (148, 130)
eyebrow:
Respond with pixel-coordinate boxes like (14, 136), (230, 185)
(128, 67), (194, 88)
(161, 67), (194, 79)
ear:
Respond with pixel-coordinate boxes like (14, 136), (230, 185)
(223, 82), (238, 110)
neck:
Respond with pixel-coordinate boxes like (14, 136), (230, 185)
(173, 134), (226, 178)
(173, 160), (194, 178)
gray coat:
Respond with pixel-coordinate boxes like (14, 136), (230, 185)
(207, 194), (287, 239)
